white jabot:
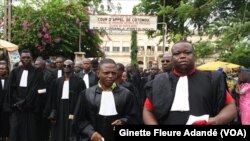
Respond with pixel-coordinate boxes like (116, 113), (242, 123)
(57, 70), (62, 78)
(83, 74), (89, 88)
(170, 76), (190, 111)
(1, 79), (4, 89)
(61, 80), (69, 99)
(19, 70), (28, 87)
(99, 91), (118, 116)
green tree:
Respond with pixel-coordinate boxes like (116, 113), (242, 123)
(222, 42), (250, 68)
(11, 0), (103, 59)
(193, 41), (215, 64)
(134, 0), (250, 67)
(205, 0), (250, 66)
(130, 31), (138, 67)
(134, 0), (214, 42)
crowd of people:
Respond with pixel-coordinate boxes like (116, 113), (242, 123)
(0, 40), (248, 141)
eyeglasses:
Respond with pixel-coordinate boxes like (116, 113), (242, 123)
(161, 60), (170, 63)
(63, 65), (72, 68)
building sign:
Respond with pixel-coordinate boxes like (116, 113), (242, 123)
(89, 15), (157, 31)
(8, 50), (20, 63)
(8, 50), (20, 70)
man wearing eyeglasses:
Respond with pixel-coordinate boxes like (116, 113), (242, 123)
(49, 59), (86, 141)
(161, 52), (173, 73)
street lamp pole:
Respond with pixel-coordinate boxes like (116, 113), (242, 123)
(162, 0), (166, 54)
(157, 22), (167, 54)
(79, 21), (88, 52)
(163, 23), (167, 54)
(79, 22), (82, 52)
(4, 0), (12, 41)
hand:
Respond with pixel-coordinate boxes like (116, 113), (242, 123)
(111, 119), (123, 125)
(48, 110), (56, 123)
(50, 119), (56, 124)
(13, 99), (25, 111)
(90, 132), (103, 141)
(48, 110), (56, 119)
(207, 117), (218, 125)
(192, 120), (208, 125)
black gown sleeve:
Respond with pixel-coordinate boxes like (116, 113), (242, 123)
(72, 90), (95, 140)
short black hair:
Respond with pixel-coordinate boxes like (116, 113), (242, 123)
(91, 59), (99, 65)
(117, 63), (125, 71)
(171, 40), (193, 53)
(174, 40), (191, 44)
(20, 49), (31, 54)
(98, 58), (116, 70)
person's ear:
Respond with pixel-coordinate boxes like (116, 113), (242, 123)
(96, 70), (100, 78)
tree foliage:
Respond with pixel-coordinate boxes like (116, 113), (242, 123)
(205, 0), (250, 66)
(134, 0), (250, 67)
(193, 41), (215, 64)
(11, 0), (103, 59)
(134, 0), (213, 41)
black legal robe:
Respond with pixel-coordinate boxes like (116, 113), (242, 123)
(0, 78), (10, 138)
(146, 70), (226, 124)
(36, 69), (56, 141)
(72, 85), (137, 141)
(7, 66), (43, 141)
(50, 74), (86, 141)
(77, 70), (99, 88)
(119, 81), (143, 124)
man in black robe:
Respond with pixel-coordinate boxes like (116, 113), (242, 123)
(72, 58), (136, 141)
(161, 52), (173, 73)
(49, 59), (86, 141)
(143, 40), (236, 125)
(7, 49), (43, 141)
(53, 56), (64, 78)
(0, 63), (10, 141)
(77, 58), (98, 88)
(34, 58), (56, 141)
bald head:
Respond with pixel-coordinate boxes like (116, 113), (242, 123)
(34, 58), (46, 69)
(63, 59), (74, 73)
(163, 52), (172, 58)
(74, 61), (82, 73)
(64, 59), (73, 65)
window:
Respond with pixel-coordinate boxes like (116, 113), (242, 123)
(122, 47), (129, 52)
(104, 46), (110, 52)
(113, 46), (120, 52)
